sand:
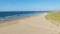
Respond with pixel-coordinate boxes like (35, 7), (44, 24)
(0, 13), (60, 34)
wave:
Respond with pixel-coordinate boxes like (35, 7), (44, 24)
(0, 13), (38, 22)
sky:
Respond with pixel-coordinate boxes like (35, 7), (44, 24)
(0, 0), (60, 11)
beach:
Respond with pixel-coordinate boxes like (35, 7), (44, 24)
(0, 13), (60, 34)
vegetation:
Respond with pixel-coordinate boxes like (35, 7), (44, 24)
(45, 11), (60, 25)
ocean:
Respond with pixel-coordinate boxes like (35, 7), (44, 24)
(0, 11), (50, 22)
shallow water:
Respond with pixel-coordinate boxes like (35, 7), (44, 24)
(0, 11), (50, 22)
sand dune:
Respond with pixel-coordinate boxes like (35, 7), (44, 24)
(0, 13), (60, 34)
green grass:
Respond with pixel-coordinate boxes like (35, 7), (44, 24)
(45, 11), (60, 25)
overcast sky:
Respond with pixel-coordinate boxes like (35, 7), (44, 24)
(0, 0), (60, 11)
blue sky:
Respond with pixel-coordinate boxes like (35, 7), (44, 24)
(0, 0), (60, 11)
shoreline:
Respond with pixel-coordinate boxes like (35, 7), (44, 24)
(0, 13), (40, 23)
(0, 13), (41, 27)
(0, 13), (60, 34)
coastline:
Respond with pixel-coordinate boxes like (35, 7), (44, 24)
(0, 13), (40, 27)
(0, 13), (39, 23)
(0, 13), (60, 34)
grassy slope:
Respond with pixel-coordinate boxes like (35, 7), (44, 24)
(45, 11), (60, 25)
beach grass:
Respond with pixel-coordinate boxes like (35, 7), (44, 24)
(45, 11), (60, 25)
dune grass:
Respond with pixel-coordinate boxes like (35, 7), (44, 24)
(45, 11), (60, 25)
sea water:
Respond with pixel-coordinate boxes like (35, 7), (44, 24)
(0, 11), (50, 22)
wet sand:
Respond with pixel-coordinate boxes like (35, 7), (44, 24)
(0, 13), (60, 34)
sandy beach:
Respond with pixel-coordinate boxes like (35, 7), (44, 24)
(0, 13), (60, 34)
